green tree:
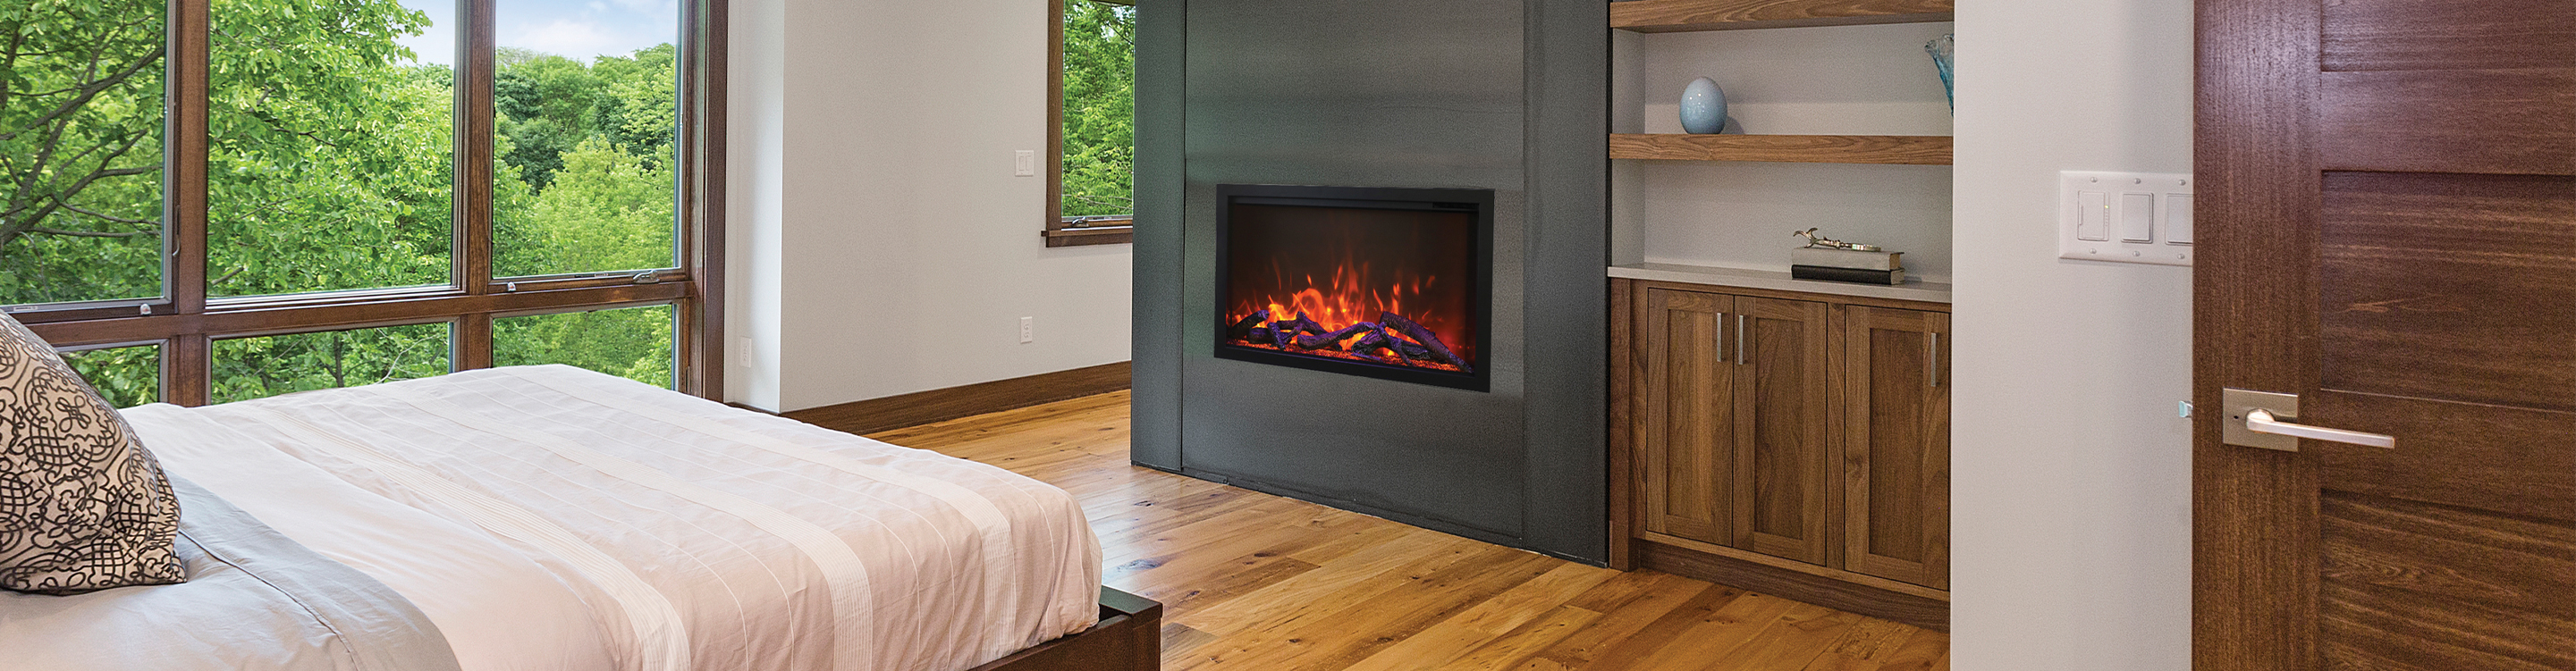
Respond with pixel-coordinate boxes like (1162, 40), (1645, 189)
(62, 346), (162, 408)
(1060, 1), (1133, 217)
(207, 0), (450, 297)
(0, 0), (168, 305)
(494, 43), (677, 278)
(494, 305), (673, 389)
(211, 323), (452, 403)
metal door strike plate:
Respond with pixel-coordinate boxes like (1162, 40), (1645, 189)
(2223, 389), (2301, 452)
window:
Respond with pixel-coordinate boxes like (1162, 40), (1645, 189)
(1044, 0), (1135, 247)
(3, 0), (723, 406)
(212, 323), (453, 404)
(494, 304), (676, 388)
(0, 0), (166, 306)
(62, 344), (164, 408)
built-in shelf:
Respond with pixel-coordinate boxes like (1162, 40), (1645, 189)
(1610, 134), (1952, 165)
(1610, 262), (1953, 304)
(1611, 0), (1955, 33)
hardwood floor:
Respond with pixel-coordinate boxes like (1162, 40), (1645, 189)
(860, 390), (1952, 671)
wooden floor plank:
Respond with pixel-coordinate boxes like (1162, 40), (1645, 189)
(1435, 605), (1608, 671)
(848, 390), (1952, 670)
(1339, 563), (1624, 671)
(1708, 601), (1870, 671)
(1799, 618), (1921, 670)
(1873, 628), (1952, 671)
(1538, 575), (1727, 667)
(1603, 591), (1795, 671)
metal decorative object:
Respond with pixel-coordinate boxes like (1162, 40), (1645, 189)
(1793, 228), (1881, 252)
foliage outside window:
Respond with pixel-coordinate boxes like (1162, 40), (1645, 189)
(1047, 0), (1134, 247)
(0, 0), (721, 406)
(62, 345), (163, 408)
(212, 323), (453, 404)
(494, 305), (675, 389)
(0, 0), (166, 306)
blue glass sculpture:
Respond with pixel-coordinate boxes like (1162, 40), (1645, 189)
(1926, 34), (1955, 113)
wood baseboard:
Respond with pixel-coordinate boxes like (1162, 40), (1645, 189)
(1635, 539), (1949, 631)
(785, 362), (1131, 435)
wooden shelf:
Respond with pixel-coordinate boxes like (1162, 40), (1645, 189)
(1611, 0), (1955, 32)
(1609, 134), (1952, 165)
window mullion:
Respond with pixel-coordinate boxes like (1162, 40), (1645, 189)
(455, 0), (499, 371)
(679, 0), (727, 399)
(167, 0), (211, 406)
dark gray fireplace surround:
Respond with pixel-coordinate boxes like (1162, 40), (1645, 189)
(1130, 0), (1609, 563)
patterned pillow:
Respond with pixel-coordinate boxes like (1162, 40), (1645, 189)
(0, 314), (183, 594)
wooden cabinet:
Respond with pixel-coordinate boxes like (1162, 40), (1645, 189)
(1616, 279), (1950, 627)
(1639, 289), (1832, 564)
(1838, 306), (1950, 590)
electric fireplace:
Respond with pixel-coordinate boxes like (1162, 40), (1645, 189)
(1215, 184), (1493, 391)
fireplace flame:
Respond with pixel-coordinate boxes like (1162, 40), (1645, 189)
(1229, 259), (1474, 373)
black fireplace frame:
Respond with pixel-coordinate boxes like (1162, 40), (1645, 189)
(1212, 183), (1496, 392)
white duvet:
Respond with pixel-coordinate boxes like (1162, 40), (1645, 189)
(120, 365), (1102, 671)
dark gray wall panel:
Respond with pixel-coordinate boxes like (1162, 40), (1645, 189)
(1520, 0), (1612, 563)
(1180, 0), (1532, 539)
(1129, 0), (1187, 471)
(1134, 0), (1607, 563)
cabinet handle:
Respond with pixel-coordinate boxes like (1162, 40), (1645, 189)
(1736, 314), (1749, 365)
(1711, 312), (1727, 361)
(1927, 331), (1940, 388)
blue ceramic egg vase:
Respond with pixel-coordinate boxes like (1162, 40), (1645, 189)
(1679, 77), (1727, 135)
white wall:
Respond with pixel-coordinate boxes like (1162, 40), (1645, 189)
(729, 0), (1136, 413)
(727, 0), (787, 410)
(1950, 0), (2196, 668)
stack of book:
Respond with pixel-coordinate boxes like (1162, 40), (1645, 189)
(1791, 247), (1905, 285)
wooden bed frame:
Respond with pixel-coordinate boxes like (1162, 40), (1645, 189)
(967, 587), (1161, 671)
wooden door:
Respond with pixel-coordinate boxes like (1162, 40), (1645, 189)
(1838, 306), (1949, 589)
(1731, 296), (1833, 565)
(2197, 0), (2576, 668)
(1640, 288), (1733, 545)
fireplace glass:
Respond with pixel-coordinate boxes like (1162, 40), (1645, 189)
(1215, 184), (1492, 391)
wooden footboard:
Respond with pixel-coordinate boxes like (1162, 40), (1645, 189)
(967, 587), (1161, 671)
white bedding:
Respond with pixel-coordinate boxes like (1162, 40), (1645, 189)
(120, 365), (1102, 671)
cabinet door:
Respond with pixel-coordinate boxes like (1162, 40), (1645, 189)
(1839, 306), (1951, 588)
(1640, 288), (1733, 545)
(1732, 297), (1834, 565)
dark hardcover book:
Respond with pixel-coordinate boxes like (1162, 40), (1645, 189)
(1790, 264), (1905, 285)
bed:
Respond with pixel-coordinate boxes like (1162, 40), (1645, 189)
(0, 365), (1156, 671)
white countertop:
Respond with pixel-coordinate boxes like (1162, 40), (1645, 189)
(1609, 263), (1954, 304)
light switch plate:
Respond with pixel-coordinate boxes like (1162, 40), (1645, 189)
(2060, 171), (2194, 266)
(1014, 150), (1037, 176)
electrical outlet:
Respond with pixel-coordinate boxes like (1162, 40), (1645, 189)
(1014, 150), (1036, 176)
(1019, 317), (1035, 344)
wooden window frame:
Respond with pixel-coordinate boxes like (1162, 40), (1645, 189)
(15, 0), (728, 406)
(1043, 0), (1135, 247)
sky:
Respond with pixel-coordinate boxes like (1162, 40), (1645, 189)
(395, 0), (680, 66)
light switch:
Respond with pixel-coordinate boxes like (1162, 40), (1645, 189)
(2165, 194), (2193, 245)
(2076, 191), (2109, 240)
(2120, 193), (2156, 242)
(2060, 171), (2192, 266)
(1014, 150), (1037, 176)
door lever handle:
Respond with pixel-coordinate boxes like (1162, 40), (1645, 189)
(2243, 408), (2396, 449)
